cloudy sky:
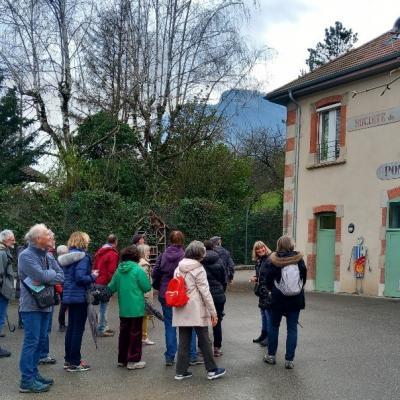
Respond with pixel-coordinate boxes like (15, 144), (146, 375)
(245, 0), (399, 92)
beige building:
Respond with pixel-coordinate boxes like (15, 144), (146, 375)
(266, 30), (400, 297)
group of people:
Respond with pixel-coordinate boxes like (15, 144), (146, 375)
(0, 225), (237, 393)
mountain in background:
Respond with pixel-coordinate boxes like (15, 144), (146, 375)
(213, 89), (286, 142)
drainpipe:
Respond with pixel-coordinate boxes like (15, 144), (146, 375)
(288, 90), (301, 241)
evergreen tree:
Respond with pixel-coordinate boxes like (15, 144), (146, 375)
(306, 21), (358, 71)
(0, 78), (43, 184)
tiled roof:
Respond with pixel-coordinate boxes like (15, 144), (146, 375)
(267, 31), (400, 104)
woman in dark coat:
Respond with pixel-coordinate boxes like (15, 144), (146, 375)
(202, 241), (226, 357)
(251, 241), (272, 347)
(264, 235), (307, 369)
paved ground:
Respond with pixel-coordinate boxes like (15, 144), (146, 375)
(1, 270), (400, 400)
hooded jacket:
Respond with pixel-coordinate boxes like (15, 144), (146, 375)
(58, 248), (94, 304)
(202, 250), (226, 304)
(108, 261), (151, 317)
(94, 244), (119, 286)
(172, 258), (216, 327)
(152, 245), (184, 298)
(266, 251), (307, 312)
(0, 243), (15, 300)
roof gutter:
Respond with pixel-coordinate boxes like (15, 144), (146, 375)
(267, 52), (400, 105)
(288, 90), (301, 241)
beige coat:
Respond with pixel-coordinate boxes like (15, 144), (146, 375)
(172, 258), (216, 327)
(139, 258), (153, 301)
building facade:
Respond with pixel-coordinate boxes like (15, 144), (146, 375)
(267, 30), (400, 297)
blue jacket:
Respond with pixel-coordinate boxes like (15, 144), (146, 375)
(58, 248), (94, 304)
(18, 244), (64, 312)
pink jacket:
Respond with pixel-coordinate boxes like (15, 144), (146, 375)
(172, 258), (216, 327)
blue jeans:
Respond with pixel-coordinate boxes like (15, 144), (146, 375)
(65, 303), (87, 366)
(39, 310), (53, 359)
(97, 302), (108, 332)
(19, 311), (51, 385)
(0, 294), (9, 333)
(268, 309), (300, 361)
(260, 308), (271, 333)
(159, 296), (197, 361)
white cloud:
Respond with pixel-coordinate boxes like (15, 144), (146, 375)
(246, 0), (400, 91)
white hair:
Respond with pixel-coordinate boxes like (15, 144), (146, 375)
(56, 245), (68, 256)
(137, 244), (150, 260)
(0, 229), (14, 242)
(185, 241), (206, 261)
(25, 224), (49, 244)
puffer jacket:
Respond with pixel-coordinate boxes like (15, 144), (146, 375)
(255, 254), (273, 310)
(266, 251), (307, 312)
(172, 258), (216, 327)
(202, 250), (226, 304)
(58, 248), (94, 304)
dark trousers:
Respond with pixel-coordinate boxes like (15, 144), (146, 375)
(212, 301), (225, 348)
(118, 317), (143, 364)
(64, 303), (87, 366)
(58, 302), (68, 327)
(268, 309), (300, 361)
(176, 327), (217, 374)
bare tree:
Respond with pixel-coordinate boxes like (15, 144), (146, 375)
(0, 0), (93, 184)
(80, 0), (267, 162)
(232, 126), (285, 191)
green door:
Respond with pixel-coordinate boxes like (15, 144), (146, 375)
(315, 214), (336, 292)
(384, 201), (400, 297)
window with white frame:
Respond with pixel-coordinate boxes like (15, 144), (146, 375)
(317, 103), (341, 162)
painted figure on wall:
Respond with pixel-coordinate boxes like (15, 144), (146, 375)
(348, 236), (371, 294)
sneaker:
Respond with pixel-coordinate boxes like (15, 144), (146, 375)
(189, 357), (204, 366)
(39, 356), (57, 365)
(174, 371), (193, 380)
(104, 328), (115, 334)
(213, 347), (223, 357)
(165, 359), (175, 366)
(0, 347), (11, 358)
(285, 360), (294, 369)
(36, 374), (54, 386)
(19, 380), (50, 393)
(117, 362), (126, 368)
(58, 325), (67, 332)
(263, 354), (276, 365)
(96, 330), (114, 337)
(127, 361), (146, 370)
(63, 362), (70, 369)
(142, 338), (155, 345)
(207, 367), (226, 380)
(67, 364), (91, 372)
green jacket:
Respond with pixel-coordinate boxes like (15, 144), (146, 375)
(108, 261), (151, 317)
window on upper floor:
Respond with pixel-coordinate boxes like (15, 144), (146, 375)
(317, 103), (341, 163)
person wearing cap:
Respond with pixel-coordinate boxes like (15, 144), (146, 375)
(210, 236), (235, 287)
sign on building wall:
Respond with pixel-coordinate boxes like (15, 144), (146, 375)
(347, 106), (400, 132)
(377, 161), (400, 180)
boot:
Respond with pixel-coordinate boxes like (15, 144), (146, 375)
(253, 330), (267, 343)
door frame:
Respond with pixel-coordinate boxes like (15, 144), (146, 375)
(315, 212), (336, 292)
(384, 197), (400, 297)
